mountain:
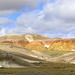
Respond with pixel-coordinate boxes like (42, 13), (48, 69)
(48, 39), (75, 51)
(0, 34), (61, 51)
(0, 34), (75, 51)
(0, 34), (75, 68)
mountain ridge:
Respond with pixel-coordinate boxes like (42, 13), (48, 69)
(0, 34), (75, 51)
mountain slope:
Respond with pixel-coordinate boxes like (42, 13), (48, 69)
(0, 43), (51, 62)
(0, 34), (51, 50)
(0, 50), (34, 68)
(0, 34), (50, 42)
(52, 52), (75, 64)
(48, 39), (75, 51)
(25, 41), (46, 51)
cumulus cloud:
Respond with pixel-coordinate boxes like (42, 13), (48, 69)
(0, 0), (49, 10)
(43, 32), (75, 38)
(0, 17), (13, 31)
(0, 10), (17, 16)
(0, 17), (13, 25)
(0, 17), (13, 36)
(6, 0), (74, 38)
(0, 28), (6, 37)
(51, 0), (75, 20)
(0, 0), (75, 38)
(0, 0), (49, 15)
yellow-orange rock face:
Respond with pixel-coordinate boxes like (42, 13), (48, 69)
(0, 34), (52, 50)
(25, 41), (46, 51)
(48, 39), (75, 51)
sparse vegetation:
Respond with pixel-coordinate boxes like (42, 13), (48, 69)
(0, 50), (34, 67)
(0, 62), (75, 75)
(42, 50), (72, 57)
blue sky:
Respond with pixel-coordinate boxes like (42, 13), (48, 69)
(0, 0), (75, 38)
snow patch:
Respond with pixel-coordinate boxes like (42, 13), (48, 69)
(45, 45), (49, 48)
(71, 50), (75, 51)
(0, 65), (2, 67)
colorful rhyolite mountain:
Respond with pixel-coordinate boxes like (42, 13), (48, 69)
(0, 34), (75, 51)
(0, 34), (56, 51)
(48, 39), (75, 51)
(0, 34), (75, 67)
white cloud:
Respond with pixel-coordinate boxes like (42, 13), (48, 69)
(0, 0), (75, 38)
(0, 28), (6, 37)
(0, 0), (49, 15)
(7, 0), (74, 38)
(0, 17), (13, 37)
(0, 17), (13, 32)
(0, 17), (13, 25)
(43, 32), (75, 38)
(0, 0), (49, 10)
(65, 31), (75, 38)
(0, 10), (17, 16)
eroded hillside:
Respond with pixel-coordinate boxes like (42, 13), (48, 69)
(0, 34), (58, 51)
(0, 34), (75, 67)
(48, 39), (75, 51)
